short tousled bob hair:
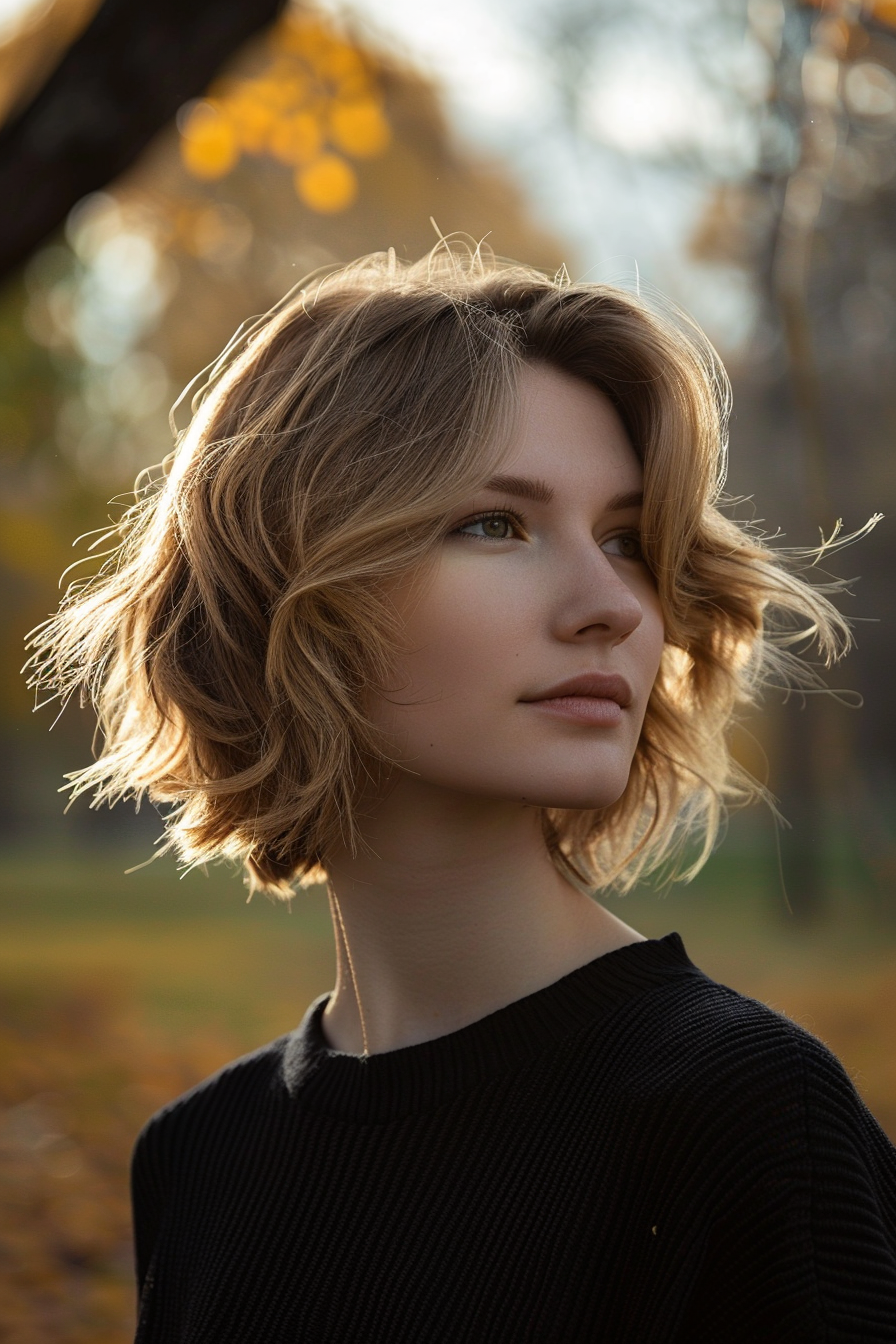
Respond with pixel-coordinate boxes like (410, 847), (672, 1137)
(28, 242), (864, 896)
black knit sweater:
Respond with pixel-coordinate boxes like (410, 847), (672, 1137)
(131, 932), (896, 1341)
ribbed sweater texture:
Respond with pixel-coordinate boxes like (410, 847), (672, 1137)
(131, 932), (896, 1342)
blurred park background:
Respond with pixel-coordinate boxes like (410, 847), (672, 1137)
(1, 0), (896, 1337)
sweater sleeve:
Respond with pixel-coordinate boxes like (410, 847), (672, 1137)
(798, 1031), (896, 1340)
(130, 1115), (168, 1299)
(678, 1024), (896, 1343)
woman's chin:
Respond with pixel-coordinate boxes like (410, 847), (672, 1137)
(522, 779), (630, 812)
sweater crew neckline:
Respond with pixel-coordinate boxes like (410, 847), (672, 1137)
(282, 931), (698, 1123)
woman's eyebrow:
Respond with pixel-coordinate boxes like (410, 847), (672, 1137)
(605, 490), (644, 512)
(484, 476), (643, 514)
(485, 474), (554, 504)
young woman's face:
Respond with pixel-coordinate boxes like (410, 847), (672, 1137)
(370, 362), (666, 811)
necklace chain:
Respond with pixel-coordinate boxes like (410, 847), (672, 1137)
(329, 886), (370, 1057)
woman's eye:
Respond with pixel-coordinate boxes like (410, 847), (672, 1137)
(455, 513), (520, 541)
(603, 531), (643, 561)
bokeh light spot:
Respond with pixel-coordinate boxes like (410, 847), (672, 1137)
(329, 99), (390, 158)
(174, 13), (390, 203)
(317, 40), (367, 88)
(844, 62), (896, 122)
(867, 0), (896, 28)
(231, 97), (279, 155)
(270, 112), (323, 166)
(294, 154), (358, 212)
(179, 101), (239, 179)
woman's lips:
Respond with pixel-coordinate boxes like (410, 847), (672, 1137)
(524, 695), (624, 726)
(520, 673), (632, 725)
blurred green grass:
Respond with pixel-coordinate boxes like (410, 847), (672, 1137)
(1, 831), (894, 1065)
(0, 845), (336, 1045)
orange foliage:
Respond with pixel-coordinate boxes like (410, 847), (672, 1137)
(862, 0), (896, 27)
(178, 11), (391, 213)
(295, 152), (358, 212)
(329, 99), (391, 158)
(802, 0), (896, 30)
(179, 101), (240, 180)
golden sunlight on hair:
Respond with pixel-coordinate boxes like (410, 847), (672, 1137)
(25, 241), (871, 897)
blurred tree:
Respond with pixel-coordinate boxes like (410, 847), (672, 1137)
(693, 0), (896, 920)
(535, 0), (896, 920)
(0, 0), (288, 278)
(0, 0), (101, 126)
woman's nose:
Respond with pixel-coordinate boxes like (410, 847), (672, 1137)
(552, 546), (645, 646)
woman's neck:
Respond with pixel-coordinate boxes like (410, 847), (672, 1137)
(321, 777), (644, 1056)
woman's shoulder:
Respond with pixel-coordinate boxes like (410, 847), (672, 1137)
(579, 931), (853, 1098)
(132, 1032), (293, 1162)
(619, 955), (849, 1095)
(601, 952), (895, 1170)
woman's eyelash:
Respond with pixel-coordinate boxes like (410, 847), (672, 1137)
(604, 529), (644, 560)
(450, 513), (644, 556)
(613, 528), (642, 544)
(452, 507), (529, 540)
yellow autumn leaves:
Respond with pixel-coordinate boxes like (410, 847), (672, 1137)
(179, 12), (391, 213)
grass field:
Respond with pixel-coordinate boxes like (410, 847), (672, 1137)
(1, 840), (895, 1342)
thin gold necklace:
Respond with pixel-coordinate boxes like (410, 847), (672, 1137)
(328, 884), (370, 1057)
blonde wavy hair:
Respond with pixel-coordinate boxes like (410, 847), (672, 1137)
(27, 243), (864, 896)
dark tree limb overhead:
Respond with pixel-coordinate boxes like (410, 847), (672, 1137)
(0, 0), (287, 281)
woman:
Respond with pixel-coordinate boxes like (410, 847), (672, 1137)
(29, 245), (896, 1341)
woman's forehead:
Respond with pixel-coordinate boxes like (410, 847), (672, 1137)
(495, 363), (642, 495)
